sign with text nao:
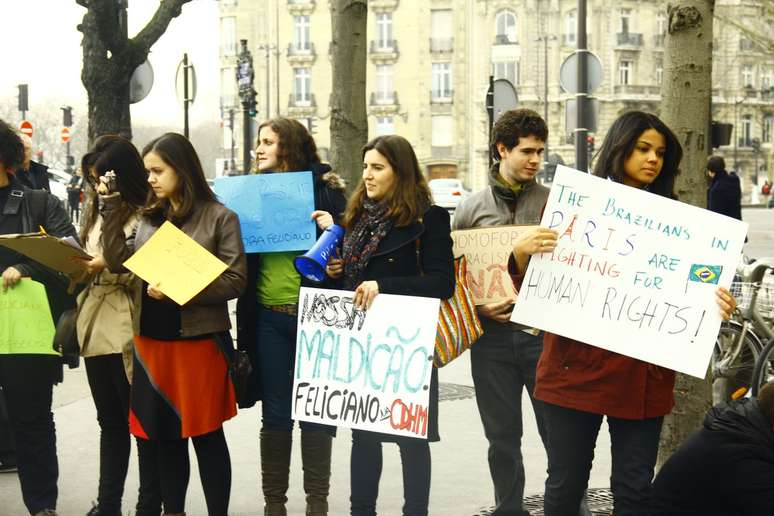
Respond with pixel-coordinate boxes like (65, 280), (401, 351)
(214, 171), (316, 253)
(452, 225), (536, 305)
(511, 166), (749, 378)
(292, 287), (440, 438)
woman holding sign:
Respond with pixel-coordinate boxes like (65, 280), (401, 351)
(324, 135), (455, 516)
(235, 117), (346, 516)
(101, 133), (247, 516)
(511, 111), (737, 516)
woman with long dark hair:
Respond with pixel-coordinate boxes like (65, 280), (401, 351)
(75, 135), (161, 516)
(512, 111), (737, 516)
(235, 117), (346, 516)
(101, 133), (247, 516)
(323, 135), (454, 516)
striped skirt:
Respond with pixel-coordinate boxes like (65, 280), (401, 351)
(129, 335), (237, 440)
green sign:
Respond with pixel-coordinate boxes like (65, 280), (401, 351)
(0, 279), (58, 355)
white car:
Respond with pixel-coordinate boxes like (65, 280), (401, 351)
(46, 168), (72, 207)
(429, 178), (470, 211)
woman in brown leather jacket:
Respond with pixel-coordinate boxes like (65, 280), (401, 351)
(101, 133), (247, 516)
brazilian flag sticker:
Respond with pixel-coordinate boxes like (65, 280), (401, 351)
(689, 265), (722, 284)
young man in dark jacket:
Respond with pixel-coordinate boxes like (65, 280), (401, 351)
(651, 381), (774, 515)
(0, 119), (78, 516)
(706, 155), (742, 220)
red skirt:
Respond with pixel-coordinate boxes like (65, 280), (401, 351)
(129, 335), (236, 439)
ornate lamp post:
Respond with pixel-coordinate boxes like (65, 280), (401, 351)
(236, 39), (257, 174)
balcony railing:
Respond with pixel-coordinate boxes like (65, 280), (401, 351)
(370, 91), (399, 106)
(738, 137), (752, 148)
(654, 34), (665, 47)
(616, 32), (644, 46)
(287, 42), (315, 56)
(430, 37), (454, 52)
(430, 89), (454, 103)
(613, 84), (661, 96)
(562, 34), (576, 46)
(370, 39), (399, 55)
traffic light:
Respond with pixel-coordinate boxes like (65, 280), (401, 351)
(18, 84), (28, 112)
(61, 106), (73, 127)
(587, 135), (595, 156)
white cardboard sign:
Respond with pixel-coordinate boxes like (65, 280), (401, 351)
(292, 287), (440, 438)
(511, 165), (749, 378)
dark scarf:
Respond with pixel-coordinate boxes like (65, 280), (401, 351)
(342, 199), (393, 290)
(489, 162), (534, 204)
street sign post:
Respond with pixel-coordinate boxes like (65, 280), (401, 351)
(19, 120), (33, 139)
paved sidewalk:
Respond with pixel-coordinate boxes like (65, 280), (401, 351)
(0, 352), (612, 516)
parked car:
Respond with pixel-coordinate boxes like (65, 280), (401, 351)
(429, 178), (471, 211)
(46, 168), (71, 208)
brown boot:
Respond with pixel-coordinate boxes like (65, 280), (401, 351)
(301, 430), (333, 516)
(260, 429), (292, 516)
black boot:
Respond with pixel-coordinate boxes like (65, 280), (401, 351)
(301, 430), (332, 516)
(260, 430), (292, 516)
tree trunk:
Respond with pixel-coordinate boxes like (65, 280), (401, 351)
(329, 0), (368, 191)
(657, 0), (715, 469)
(77, 0), (192, 147)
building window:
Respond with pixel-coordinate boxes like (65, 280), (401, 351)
(375, 116), (394, 136)
(763, 69), (773, 90)
(376, 12), (393, 49)
(763, 115), (774, 143)
(619, 60), (632, 85)
(564, 10), (577, 45)
(293, 15), (311, 51)
(620, 8), (632, 33)
(655, 61), (663, 85)
(495, 10), (517, 44)
(741, 115), (753, 146)
(221, 66), (237, 108)
(657, 12), (666, 35)
(431, 63), (453, 101)
(375, 64), (394, 104)
(493, 60), (519, 85)
(742, 65), (755, 88)
(221, 16), (237, 56)
(431, 9), (453, 51)
(294, 67), (311, 105)
(431, 115), (454, 147)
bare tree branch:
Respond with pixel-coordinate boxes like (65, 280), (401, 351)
(132, 0), (192, 54)
(715, 5), (774, 54)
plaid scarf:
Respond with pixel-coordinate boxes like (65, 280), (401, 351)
(342, 199), (393, 290)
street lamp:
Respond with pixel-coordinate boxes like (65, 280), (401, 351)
(236, 39), (257, 174)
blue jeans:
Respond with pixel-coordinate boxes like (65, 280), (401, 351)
(471, 325), (548, 516)
(542, 402), (663, 516)
(257, 305), (332, 433)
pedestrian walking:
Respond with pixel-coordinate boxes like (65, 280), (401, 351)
(0, 118), (79, 516)
(706, 156), (742, 221)
(67, 168), (84, 224)
(101, 133), (247, 516)
(323, 135), (455, 516)
(452, 109), (552, 516)
(235, 117), (346, 516)
(74, 135), (161, 516)
(511, 111), (738, 516)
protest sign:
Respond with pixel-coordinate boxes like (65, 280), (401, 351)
(511, 165), (749, 378)
(292, 287), (440, 439)
(0, 279), (57, 355)
(123, 221), (228, 306)
(452, 225), (535, 304)
(214, 172), (316, 253)
(0, 232), (91, 276)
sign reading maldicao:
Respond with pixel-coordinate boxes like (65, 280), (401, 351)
(292, 287), (440, 439)
(511, 165), (749, 378)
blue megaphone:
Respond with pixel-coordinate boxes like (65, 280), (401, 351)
(294, 224), (345, 282)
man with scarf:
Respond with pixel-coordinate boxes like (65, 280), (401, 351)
(452, 109), (551, 516)
(650, 381), (774, 515)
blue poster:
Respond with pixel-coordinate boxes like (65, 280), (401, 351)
(214, 172), (316, 253)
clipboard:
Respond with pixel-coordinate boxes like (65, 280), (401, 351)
(0, 232), (92, 276)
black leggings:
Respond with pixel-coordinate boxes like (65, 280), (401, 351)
(138, 428), (231, 516)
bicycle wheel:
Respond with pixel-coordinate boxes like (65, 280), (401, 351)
(711, 322), (763, 402)
(751, 338), (774, 397)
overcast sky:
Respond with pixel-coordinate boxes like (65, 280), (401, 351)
(1, 0), (219, 128)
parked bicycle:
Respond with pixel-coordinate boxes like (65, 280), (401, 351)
(711, 257), (774, 402)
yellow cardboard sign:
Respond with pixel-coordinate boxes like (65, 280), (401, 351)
(123, 221), (228, 306)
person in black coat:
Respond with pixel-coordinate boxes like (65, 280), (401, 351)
(235, 117), (347, 516)
(324, 134), (455, 516)
(706, 155), (742, 220)
(650, 381), (774, 515)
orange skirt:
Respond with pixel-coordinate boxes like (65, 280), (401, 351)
(129, 335), (236, 440)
